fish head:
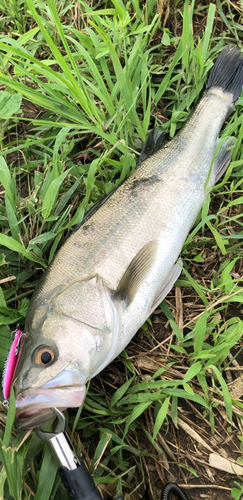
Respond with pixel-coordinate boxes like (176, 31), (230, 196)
(13, 317), (88, 431)
(13, 275), (119, 431)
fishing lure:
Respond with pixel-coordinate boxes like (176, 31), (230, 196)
(2, 329), (26, 403)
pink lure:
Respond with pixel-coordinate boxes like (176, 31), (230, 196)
(2, 329), (26, 401)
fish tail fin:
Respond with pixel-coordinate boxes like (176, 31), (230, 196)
(207, 46), (243, 104)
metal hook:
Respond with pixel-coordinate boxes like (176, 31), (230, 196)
(35, 407), (124, 500)
(35, 407), (80, 470)
(35, 407), (66, 441)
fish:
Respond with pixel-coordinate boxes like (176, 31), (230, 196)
(5, 46), (243, 431)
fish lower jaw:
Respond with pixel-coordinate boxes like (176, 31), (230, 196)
(15, 407), (64, 431)
(15, 385), (86, 431)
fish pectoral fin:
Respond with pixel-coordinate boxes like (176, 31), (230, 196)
(213, 137), (235, 184)
(114, 240), (158, 305)
(137, 129), (166, 166)
(150, 258), (183, 313)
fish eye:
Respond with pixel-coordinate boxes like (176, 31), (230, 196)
(33, 346), (56, 366)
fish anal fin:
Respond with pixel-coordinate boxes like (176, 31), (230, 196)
(150, 258), (183, 313)
(137, 129), (166, 166)
(114, 240), (158, 305)
(213, 137), (235, 184)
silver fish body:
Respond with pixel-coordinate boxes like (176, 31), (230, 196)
(12, 47), (243, 430)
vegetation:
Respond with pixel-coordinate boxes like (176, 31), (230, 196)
(0, 0), (243, 499)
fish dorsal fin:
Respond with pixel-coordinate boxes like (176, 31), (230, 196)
(114, 240), (158, 305)
(137, 129), (166, 166)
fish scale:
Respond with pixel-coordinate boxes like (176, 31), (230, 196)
(3, 46), (242, 431)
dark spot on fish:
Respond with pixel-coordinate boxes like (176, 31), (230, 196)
(81, 222), (95, 234)
(74, 188), (118, 232)
(129, 175), (161, 192)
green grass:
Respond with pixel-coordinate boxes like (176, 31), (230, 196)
(0, 0), (243, 499)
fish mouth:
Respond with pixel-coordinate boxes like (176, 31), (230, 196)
(15, 384), (86, 431)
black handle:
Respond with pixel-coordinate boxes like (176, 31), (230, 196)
(162, 483), (189, 500)
(59, 461), (102, 500)
(59, 460), (124, 500)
